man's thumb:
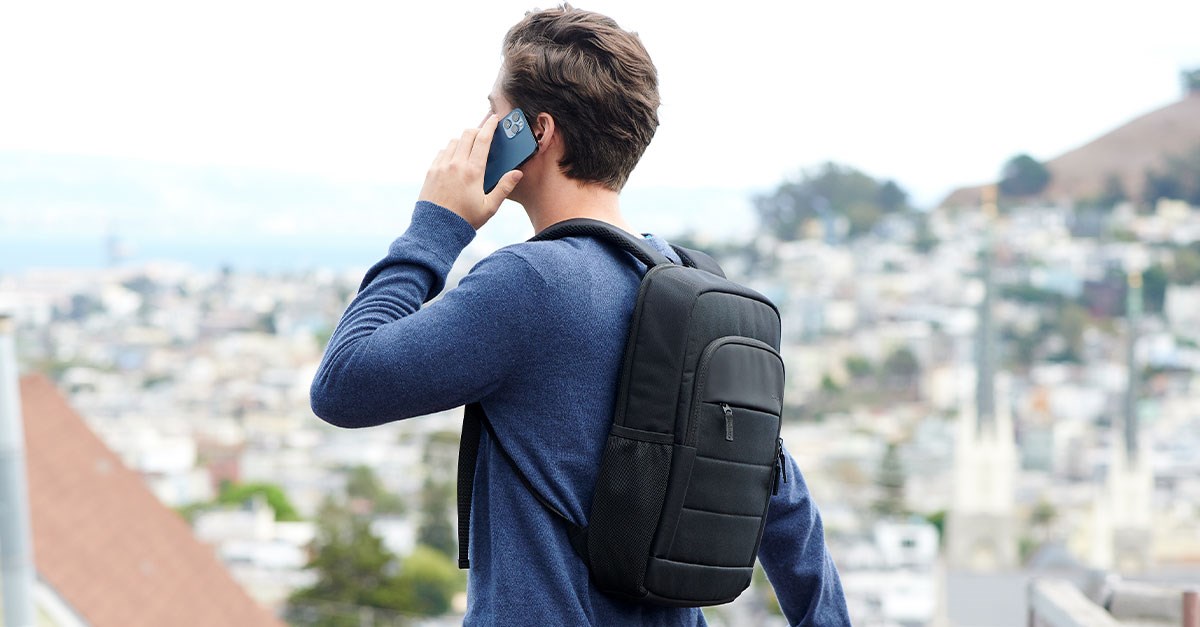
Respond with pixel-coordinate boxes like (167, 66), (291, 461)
(486, 170), (523, 207)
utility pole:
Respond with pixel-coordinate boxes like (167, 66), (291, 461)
(0, 312), (36, 627)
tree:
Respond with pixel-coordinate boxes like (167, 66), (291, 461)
(1172, 245), (1200, 285)
(344, 465), (406, 515)
(1142, 264), (1168, 313)
(1051, 303), (1088, 362)
(1141, 146), (1200, 208)
(844, 355), (873, 380)
(217, 481), (300, 521)
(416, 430), (460, 560)
(1031, 500), (1056, 527)
(999, 154), (1051, 198)
(391, 546), (464, 616)
(1095, 173), (1127, 211)
(313, 325), (334, 350)
(1184, 68), (1200, 94)
(1168, 146), (1200, 206)
(1030, 500), (1057, 543)
(289, 499), (401, 626)
(924, 510), (946, 544)
(1143, 168), (1183, 207)
(417, 478), (457, 559)
(882, 347), (920, 383)
(913, 213), (939, 254)
(877, 180), (909, 213)
(288, 499), (466, 624)
(755, 162), (913, 240)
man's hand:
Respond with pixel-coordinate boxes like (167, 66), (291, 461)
(418, 114), (524, 230)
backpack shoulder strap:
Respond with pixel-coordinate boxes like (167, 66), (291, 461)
(457, 403), (588, 569)
(529, 218), (727, 279)
(529, 218), (671, 268)
(456, 404), (483, 568)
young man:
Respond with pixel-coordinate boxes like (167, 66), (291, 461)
(311, 5), (849, 625)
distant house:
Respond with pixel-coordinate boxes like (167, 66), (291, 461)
(13, 375), (283, 627)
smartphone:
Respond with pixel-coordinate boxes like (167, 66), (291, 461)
(484, 108), (539, 194)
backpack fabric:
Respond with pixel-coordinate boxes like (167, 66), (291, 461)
(457, 219), (786, 607)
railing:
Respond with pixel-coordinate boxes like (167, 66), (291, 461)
(1028, 579), (1122, 627)
(1028, 578), (1200, 627)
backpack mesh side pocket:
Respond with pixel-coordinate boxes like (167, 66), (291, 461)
(586, 430), (672, 598)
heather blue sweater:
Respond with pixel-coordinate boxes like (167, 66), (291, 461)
(311, 201), (849, 626)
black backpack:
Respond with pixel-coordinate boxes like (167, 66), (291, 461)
(457, 219), (786, 607)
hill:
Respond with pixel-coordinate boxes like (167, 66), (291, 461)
(941, 92), (1200, 207)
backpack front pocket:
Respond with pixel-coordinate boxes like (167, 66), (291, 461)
(666, 337), (784, 568)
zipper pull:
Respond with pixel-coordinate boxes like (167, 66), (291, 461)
(773, 438), (787, 495)
(722, 403), (734, 441)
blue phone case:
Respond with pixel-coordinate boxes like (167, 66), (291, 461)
(484, 108), (539, 194)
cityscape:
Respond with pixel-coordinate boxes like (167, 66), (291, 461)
(3, 57), (1200, 627)
(6, 171), (1200, 625)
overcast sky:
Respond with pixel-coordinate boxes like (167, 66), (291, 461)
(2, 0), (1198, 206)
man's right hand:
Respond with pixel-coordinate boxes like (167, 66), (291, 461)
(418, 114), (524, 230)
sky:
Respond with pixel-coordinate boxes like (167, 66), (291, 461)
(1, 0), (1199, 207)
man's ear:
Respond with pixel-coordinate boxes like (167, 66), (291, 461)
(534, 112), (556, 149)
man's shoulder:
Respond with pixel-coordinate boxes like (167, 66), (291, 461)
(485, 236), (639, 285)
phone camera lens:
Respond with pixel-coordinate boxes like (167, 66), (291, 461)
(503, 118), (513, 130)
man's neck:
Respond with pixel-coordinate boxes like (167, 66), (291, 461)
(521, 177), (636, 236)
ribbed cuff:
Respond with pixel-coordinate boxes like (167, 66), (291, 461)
(394, 201), (477, 267)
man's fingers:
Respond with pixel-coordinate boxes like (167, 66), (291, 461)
(471, 115), (500, 165)
(484, 169), (523, 212)
(422, 115), (512, 228)
(435, 140), (456, 167)
(453, 128), (478, 162)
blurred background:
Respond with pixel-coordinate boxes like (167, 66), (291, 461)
(2, 1), (1200, 625)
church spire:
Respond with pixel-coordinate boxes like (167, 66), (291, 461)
(975, 186), (999, 433)
(1124, 270), (1142, 463)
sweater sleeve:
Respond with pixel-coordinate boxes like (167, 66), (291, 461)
(757, 444), (851, 625)
(309, 200), (544, 428)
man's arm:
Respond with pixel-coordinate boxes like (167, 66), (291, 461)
(757, 445), (850, 625)
(311, 115), (528, 427)
(309, 201), (544, 428)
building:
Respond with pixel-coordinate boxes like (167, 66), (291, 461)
(946, 207), (1019, 571)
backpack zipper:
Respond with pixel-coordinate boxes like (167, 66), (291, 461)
(721, 403), (734, 441)
(773, 437), (787, 495)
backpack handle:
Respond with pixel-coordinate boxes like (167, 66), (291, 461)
(530, 218), (672, 268)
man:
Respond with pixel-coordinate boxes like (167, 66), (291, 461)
(311, 5), (849, 625)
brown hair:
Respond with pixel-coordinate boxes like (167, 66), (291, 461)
(502, 5), (660, 191)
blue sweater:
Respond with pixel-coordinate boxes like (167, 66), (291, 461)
(311, 201), (849, 626)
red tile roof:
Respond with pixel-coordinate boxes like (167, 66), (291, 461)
(19, 374), (284, 627)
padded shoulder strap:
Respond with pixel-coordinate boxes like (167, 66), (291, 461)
(530, 218), (671, 268)
(670, 245), (726, 278)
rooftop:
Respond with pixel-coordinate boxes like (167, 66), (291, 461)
(20, 374), (283, 627)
